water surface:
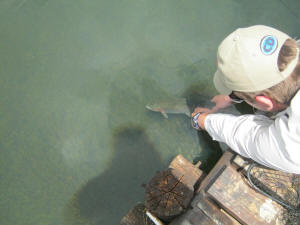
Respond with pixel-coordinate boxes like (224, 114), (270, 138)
(0, 0), (299, 224)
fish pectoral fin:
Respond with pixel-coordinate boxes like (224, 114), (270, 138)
(161, 111), (168, 119)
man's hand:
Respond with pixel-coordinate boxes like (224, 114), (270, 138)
(193, 95), (233, 114)
(211, 94), (233, 110)
(191, 95), (233, 130)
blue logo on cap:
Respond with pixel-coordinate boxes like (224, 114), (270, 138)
(260, 35), (278, 55)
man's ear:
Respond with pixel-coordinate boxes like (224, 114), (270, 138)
(255, 95), (274, 111)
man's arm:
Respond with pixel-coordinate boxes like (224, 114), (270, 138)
(203, 113), (300, 173)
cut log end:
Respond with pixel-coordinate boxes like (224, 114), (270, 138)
(145, 169), (194, 221)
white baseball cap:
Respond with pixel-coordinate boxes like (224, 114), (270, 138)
(214, 25), (299, 95)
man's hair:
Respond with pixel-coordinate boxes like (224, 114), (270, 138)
(234, 39), (300, 105)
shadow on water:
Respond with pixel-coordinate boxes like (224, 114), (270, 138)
(182, 82), (257, 173)
(63, 54), (262, 224)
(192, 131), (223, 173)
(182, 86), (223, 173)
(64, 125), (163, 225)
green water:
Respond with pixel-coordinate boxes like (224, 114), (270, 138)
(0, 0), (299, 224)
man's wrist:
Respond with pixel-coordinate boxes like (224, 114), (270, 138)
(191, 112), (202, 130)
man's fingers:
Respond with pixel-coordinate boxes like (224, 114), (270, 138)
(192, 107), (211, 116)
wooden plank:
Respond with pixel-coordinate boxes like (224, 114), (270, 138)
(220, 209), (242, 225)
(169, 154), (205, 190)
(196, 196), (241, 225)
(232, 155), (250, 170)
(233, 155), (298, 208)
(169, 207), (216, 225)
(207, 165), (286, 225)
(194, 151), (235, 196)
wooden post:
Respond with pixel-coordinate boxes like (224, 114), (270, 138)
(145, 155), (204, 222)
(169, 154), (204, 190)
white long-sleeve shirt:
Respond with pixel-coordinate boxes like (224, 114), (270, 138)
(205, 90), (300, 174)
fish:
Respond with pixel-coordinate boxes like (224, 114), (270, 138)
(146, 95), (241, 119)
(146, 97), (191, 118)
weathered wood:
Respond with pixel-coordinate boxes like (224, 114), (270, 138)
(194, 151), (235, 195)
(120, 203), (156, 225)
(207, 165), (286, 225)
(233, 155), (299, 208)
(145, 168), (194, 221)
(232, 155), (250, 170)
(145, 211), (165, 225)
(169, 154), (205, 190)
(145, 154), (204, 222)
(196, 195), (241, 225)
(169, 206), (216, 225)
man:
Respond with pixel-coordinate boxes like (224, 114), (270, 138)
(191, 25), (300, 174)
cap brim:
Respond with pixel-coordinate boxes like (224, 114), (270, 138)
(213, 69), (232, 95)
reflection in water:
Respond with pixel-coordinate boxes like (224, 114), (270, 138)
(64, 125), (162, 225)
